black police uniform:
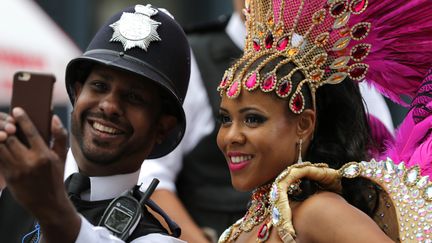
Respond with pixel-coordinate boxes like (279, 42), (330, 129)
(0, 189), (35, 243)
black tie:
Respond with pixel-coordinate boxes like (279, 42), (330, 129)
(64, 173), (90, 199)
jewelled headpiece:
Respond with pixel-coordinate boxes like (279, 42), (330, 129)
(218, 0), (432, 112)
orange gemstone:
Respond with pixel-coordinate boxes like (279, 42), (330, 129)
(267, 16), (274, 27)
(326, 72), (347, 84)
(312, 9), (326, 24)
(333, 12), (350, 29)
(310, 70), (324, 81)
(276, 25), (284, 36)
(315, 32), (330, 47)
(313, 54), (327, 67)
(332, 36), (351, 51)
(288, 48), (299, 56)
(339, 26), (351, 37)
(330, 56), (350, 69)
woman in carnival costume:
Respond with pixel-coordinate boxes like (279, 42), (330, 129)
(216, 0), (432, 242)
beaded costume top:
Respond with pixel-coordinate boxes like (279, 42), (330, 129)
(218, 159), (432, 242)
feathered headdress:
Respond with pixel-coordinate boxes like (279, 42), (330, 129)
(217, 0), (432, 113)
(385, 68), (432, 176)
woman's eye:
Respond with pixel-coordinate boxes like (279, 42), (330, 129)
(244, 114), (266, 125)
(217, 113), (232, 125)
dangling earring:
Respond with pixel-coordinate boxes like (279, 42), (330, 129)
(297, 138), (303, 164)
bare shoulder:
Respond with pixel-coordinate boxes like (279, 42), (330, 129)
(291, 191), (392, 243)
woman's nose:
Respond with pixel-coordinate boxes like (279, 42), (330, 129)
(225, 123), (246, 145)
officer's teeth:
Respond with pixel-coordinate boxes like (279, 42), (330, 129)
(230, 155), (253, 164)
(93, 122), (119, 134)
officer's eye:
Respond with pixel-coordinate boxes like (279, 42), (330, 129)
(90, 81), (108, 92)
(127, 92), (147, 105)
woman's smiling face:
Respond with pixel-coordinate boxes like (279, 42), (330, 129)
(217, 90), (303, 191)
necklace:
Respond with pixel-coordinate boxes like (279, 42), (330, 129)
(229, 184), (272, 241)
(218, 179), (303, 242)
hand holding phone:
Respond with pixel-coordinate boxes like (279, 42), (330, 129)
(10, 71), (56, 146)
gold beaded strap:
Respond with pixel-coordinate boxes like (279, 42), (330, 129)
(269, 162), (342, 242)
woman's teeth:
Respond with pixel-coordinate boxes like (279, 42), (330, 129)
(230, 155), (252, 163)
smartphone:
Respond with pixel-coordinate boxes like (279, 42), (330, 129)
(10, 71), (56, 147)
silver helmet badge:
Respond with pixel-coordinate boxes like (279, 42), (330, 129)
(110, 4), (161, 51)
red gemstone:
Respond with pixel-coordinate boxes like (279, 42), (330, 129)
(220, 76), (228, 88)
(352, 45), (370, 60)
(291, 93), (303, 113)
(349, 66), (367, 79)
(245, 72), (258, 89)
(331, 2), (346, 16)
(262, 75), (275, 90)
(265, 33), (274, 49)
(276, 37), (288, 51)
(352, 24), (369, 39)
(277, 80), (291, 96)
(256, 203), (262, 210)
(253, 39), (261, 51)
(257, 223), (269, 240)
(227, 80), (240, 97)
(351, 0), (367, 13)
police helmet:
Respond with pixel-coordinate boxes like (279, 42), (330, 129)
(65, 4), (190, 159)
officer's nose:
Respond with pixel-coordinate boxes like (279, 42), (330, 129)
(98, 92), (124, 117)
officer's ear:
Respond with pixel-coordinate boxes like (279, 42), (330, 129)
(155, 114), (177, 144)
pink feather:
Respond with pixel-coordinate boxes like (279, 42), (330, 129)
(350, 0), (432, 105)
(385, 68), (432, 176)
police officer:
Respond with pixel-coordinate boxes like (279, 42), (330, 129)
(0, 4), (189, 242)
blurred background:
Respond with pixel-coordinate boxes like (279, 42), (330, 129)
(36, 0), (233, 50)
(0, 0), (234, 127)
(0, 0), (406, 129)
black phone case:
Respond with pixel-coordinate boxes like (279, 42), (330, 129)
(10, 71), (56, 146)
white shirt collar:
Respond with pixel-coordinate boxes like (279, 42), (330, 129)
(226, 12), (246, 50)
(64, 149), (140, 201)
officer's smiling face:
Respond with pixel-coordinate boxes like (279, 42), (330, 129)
(70, 65), (175, 176)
